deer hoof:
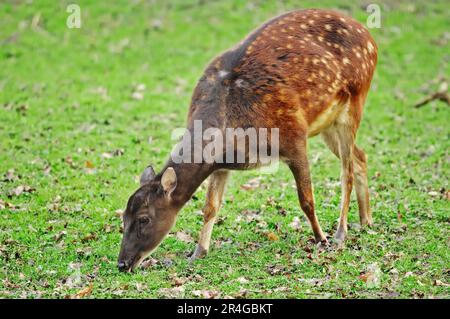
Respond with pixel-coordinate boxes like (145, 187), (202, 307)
(189, 245), (208, 263)
(316, 238), (331, 251)
(360, 218), (374, 228)
(334, 231), (346, 249)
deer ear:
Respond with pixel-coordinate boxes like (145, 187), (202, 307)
(161, 167), (177, 195)
(140, 165), (156, 186)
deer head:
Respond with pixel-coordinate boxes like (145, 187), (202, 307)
(117, 165), (179, 272)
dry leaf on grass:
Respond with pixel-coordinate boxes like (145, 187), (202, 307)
(8, 185), (35, 197)
(289, 217), (302, 230)
(267, 232), (279, 241)
(85, 161), (94, 169)
(131, 91), (144, 100)
(0, 199), (16, 210)
(433, 280), (450, 287)
(3, 169), (18, 182)
(101, 152), (113, 159)
(115, 209), (124, 218)
(360, 263), (382, 288)
(53, 231), (67, 242)
(235, 277), (249, 284)
(131, 83), (146, 100)
(72, 284), (93, 299)
(140, 258), (159, 269)
(192, 289), (220, 299)
(176, 231), (194, 243)
(81, 233), (97, 243)
(239, 209), (261, 223)
(240, 177), (261, 190)
(158, 286), (184, 298)
(171, 276), (187, 287)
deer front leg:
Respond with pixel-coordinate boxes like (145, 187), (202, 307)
(189, 170), (230, 262)
(287, 141), (328, 245)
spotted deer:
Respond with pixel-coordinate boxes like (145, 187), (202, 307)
(118, 9), (377, 272)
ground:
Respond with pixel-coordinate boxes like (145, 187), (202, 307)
(0, 0), (449, 298)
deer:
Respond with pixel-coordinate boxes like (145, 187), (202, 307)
(118, 9), (377, 272)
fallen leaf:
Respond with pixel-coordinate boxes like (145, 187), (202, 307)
(274, 286), (290, 292)
(433, 280), (450, 287)
(81, 233), (97, 243)
(236, 276), (249, 284)
(140, 258), (159, 269)
(298, 277), (327, 287)
(445, 190), (450, 201)
(289, 217), (302, 230)
(239, 209), (261, 223)
(135, 282), (147, 291)
(266, 264), (287, 275)
(65, 156), (76, 167)
(3, 169), (18, 182)
(192, 289), (220, 299)
(101, 152), (113, 159)
(158, 286), (184, 298)
(233, 289), (249, 298)
(0, 199), (16, 210)
(360, 263), (382, 288)
(240, 177), (261, 190)
(85, 161), (94, 169)
(151, 19), (163, 30)
(64, 263), (83, 289)
(267, 232), (279, 241)
(103, 224), (113, 233)
(171, 275), (187, 287)
(76, 247), (93, 257)
(8, 185), (35, 197)
(176, 231), (194, 243)
(53, 231), (67, 242)
(131, 91), (144, 100)
(115, 209), (124, 218)
(43, 164), (51, 175)
(72, 284), (93, 299)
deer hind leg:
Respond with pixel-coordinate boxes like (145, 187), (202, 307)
(287, 139), (327, 244)
(190, 170), (230, 262)
(353, 145), (372, 226)
(322, 133), (372, 227)
(322, 119), (355, 245)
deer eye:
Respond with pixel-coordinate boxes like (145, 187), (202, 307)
(138, 216), (150, 225)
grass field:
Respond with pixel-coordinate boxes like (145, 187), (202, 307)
(0, 0), (449, 298)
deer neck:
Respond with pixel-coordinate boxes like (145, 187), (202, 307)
(162, 160), (214, 208)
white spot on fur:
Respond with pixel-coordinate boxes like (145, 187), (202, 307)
(235, 79), (245, 87)
(218, 70), (229, 78)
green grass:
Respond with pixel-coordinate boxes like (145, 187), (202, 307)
(0, 0), (449, 298)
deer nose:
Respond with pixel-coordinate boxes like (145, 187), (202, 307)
(117, 261), (128, 272)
